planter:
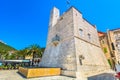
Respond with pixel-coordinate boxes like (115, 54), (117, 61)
(18, 67), (61, 78)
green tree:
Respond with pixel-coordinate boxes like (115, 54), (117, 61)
(0, 41), (16, 60)
(0, 49), (8, 60)
(17, 49), (29, 59)
(7, 51), (18, 60)
(27, 44), (43, 58)
(16, 44), (44, 60)
(103, 47), (108, 53)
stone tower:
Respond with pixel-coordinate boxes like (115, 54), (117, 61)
(40, 7), (110, 78)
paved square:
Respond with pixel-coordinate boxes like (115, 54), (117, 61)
(0, 70), (75, 80)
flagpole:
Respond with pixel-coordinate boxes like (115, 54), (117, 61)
(66, 0), (70, 9)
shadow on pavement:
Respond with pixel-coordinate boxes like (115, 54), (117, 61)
(17, 71), (26, 79)
(88, 73), (116, 80)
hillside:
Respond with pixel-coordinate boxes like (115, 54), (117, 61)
(0, 42), (16, 51)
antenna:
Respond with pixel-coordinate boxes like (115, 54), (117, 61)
(66, 0), (71, 9)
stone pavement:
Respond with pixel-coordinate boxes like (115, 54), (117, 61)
(88, 73), (117, 80)
(0, 70), (75, 80)
(0, 70), (117, 80)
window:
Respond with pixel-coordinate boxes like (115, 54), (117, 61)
(88, 33), (91, 40)
(111, 43), (115, 50)
(102, 40), (105, 44)
(79, 29), (83, 36)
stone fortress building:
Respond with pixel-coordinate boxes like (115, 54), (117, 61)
(40, 7), (110, 79)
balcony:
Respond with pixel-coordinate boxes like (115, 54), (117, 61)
(52, 35), (60, 46)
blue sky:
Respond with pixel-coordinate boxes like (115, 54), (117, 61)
(0, 0), (120, 50)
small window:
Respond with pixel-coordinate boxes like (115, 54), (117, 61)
(102, 40), (105, 44)
(88, 33), (91, 40)
(79, 29), (83, 36)
(111, 43), (115, 50)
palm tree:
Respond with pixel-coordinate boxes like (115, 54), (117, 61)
(13, 44), (43, 66)
(27, 44), (42, 58)
(17, 48), (29, 59)
(26, 44), (43, 66)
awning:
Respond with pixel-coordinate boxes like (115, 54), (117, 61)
(2, 60), (30, 63)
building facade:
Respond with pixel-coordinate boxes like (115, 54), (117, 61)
(107, 29), (120, 64)
(98, 31), (115, 69)
(40, 7), (110, 78)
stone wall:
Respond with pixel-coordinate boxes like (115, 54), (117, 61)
(72, 7), (110, 77)
(72, 8), (100, 46)
(75, 37), (110, 77)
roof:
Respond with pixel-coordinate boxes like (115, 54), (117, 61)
(98, 31), (106, 37)
(109, 28), (120, 31)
